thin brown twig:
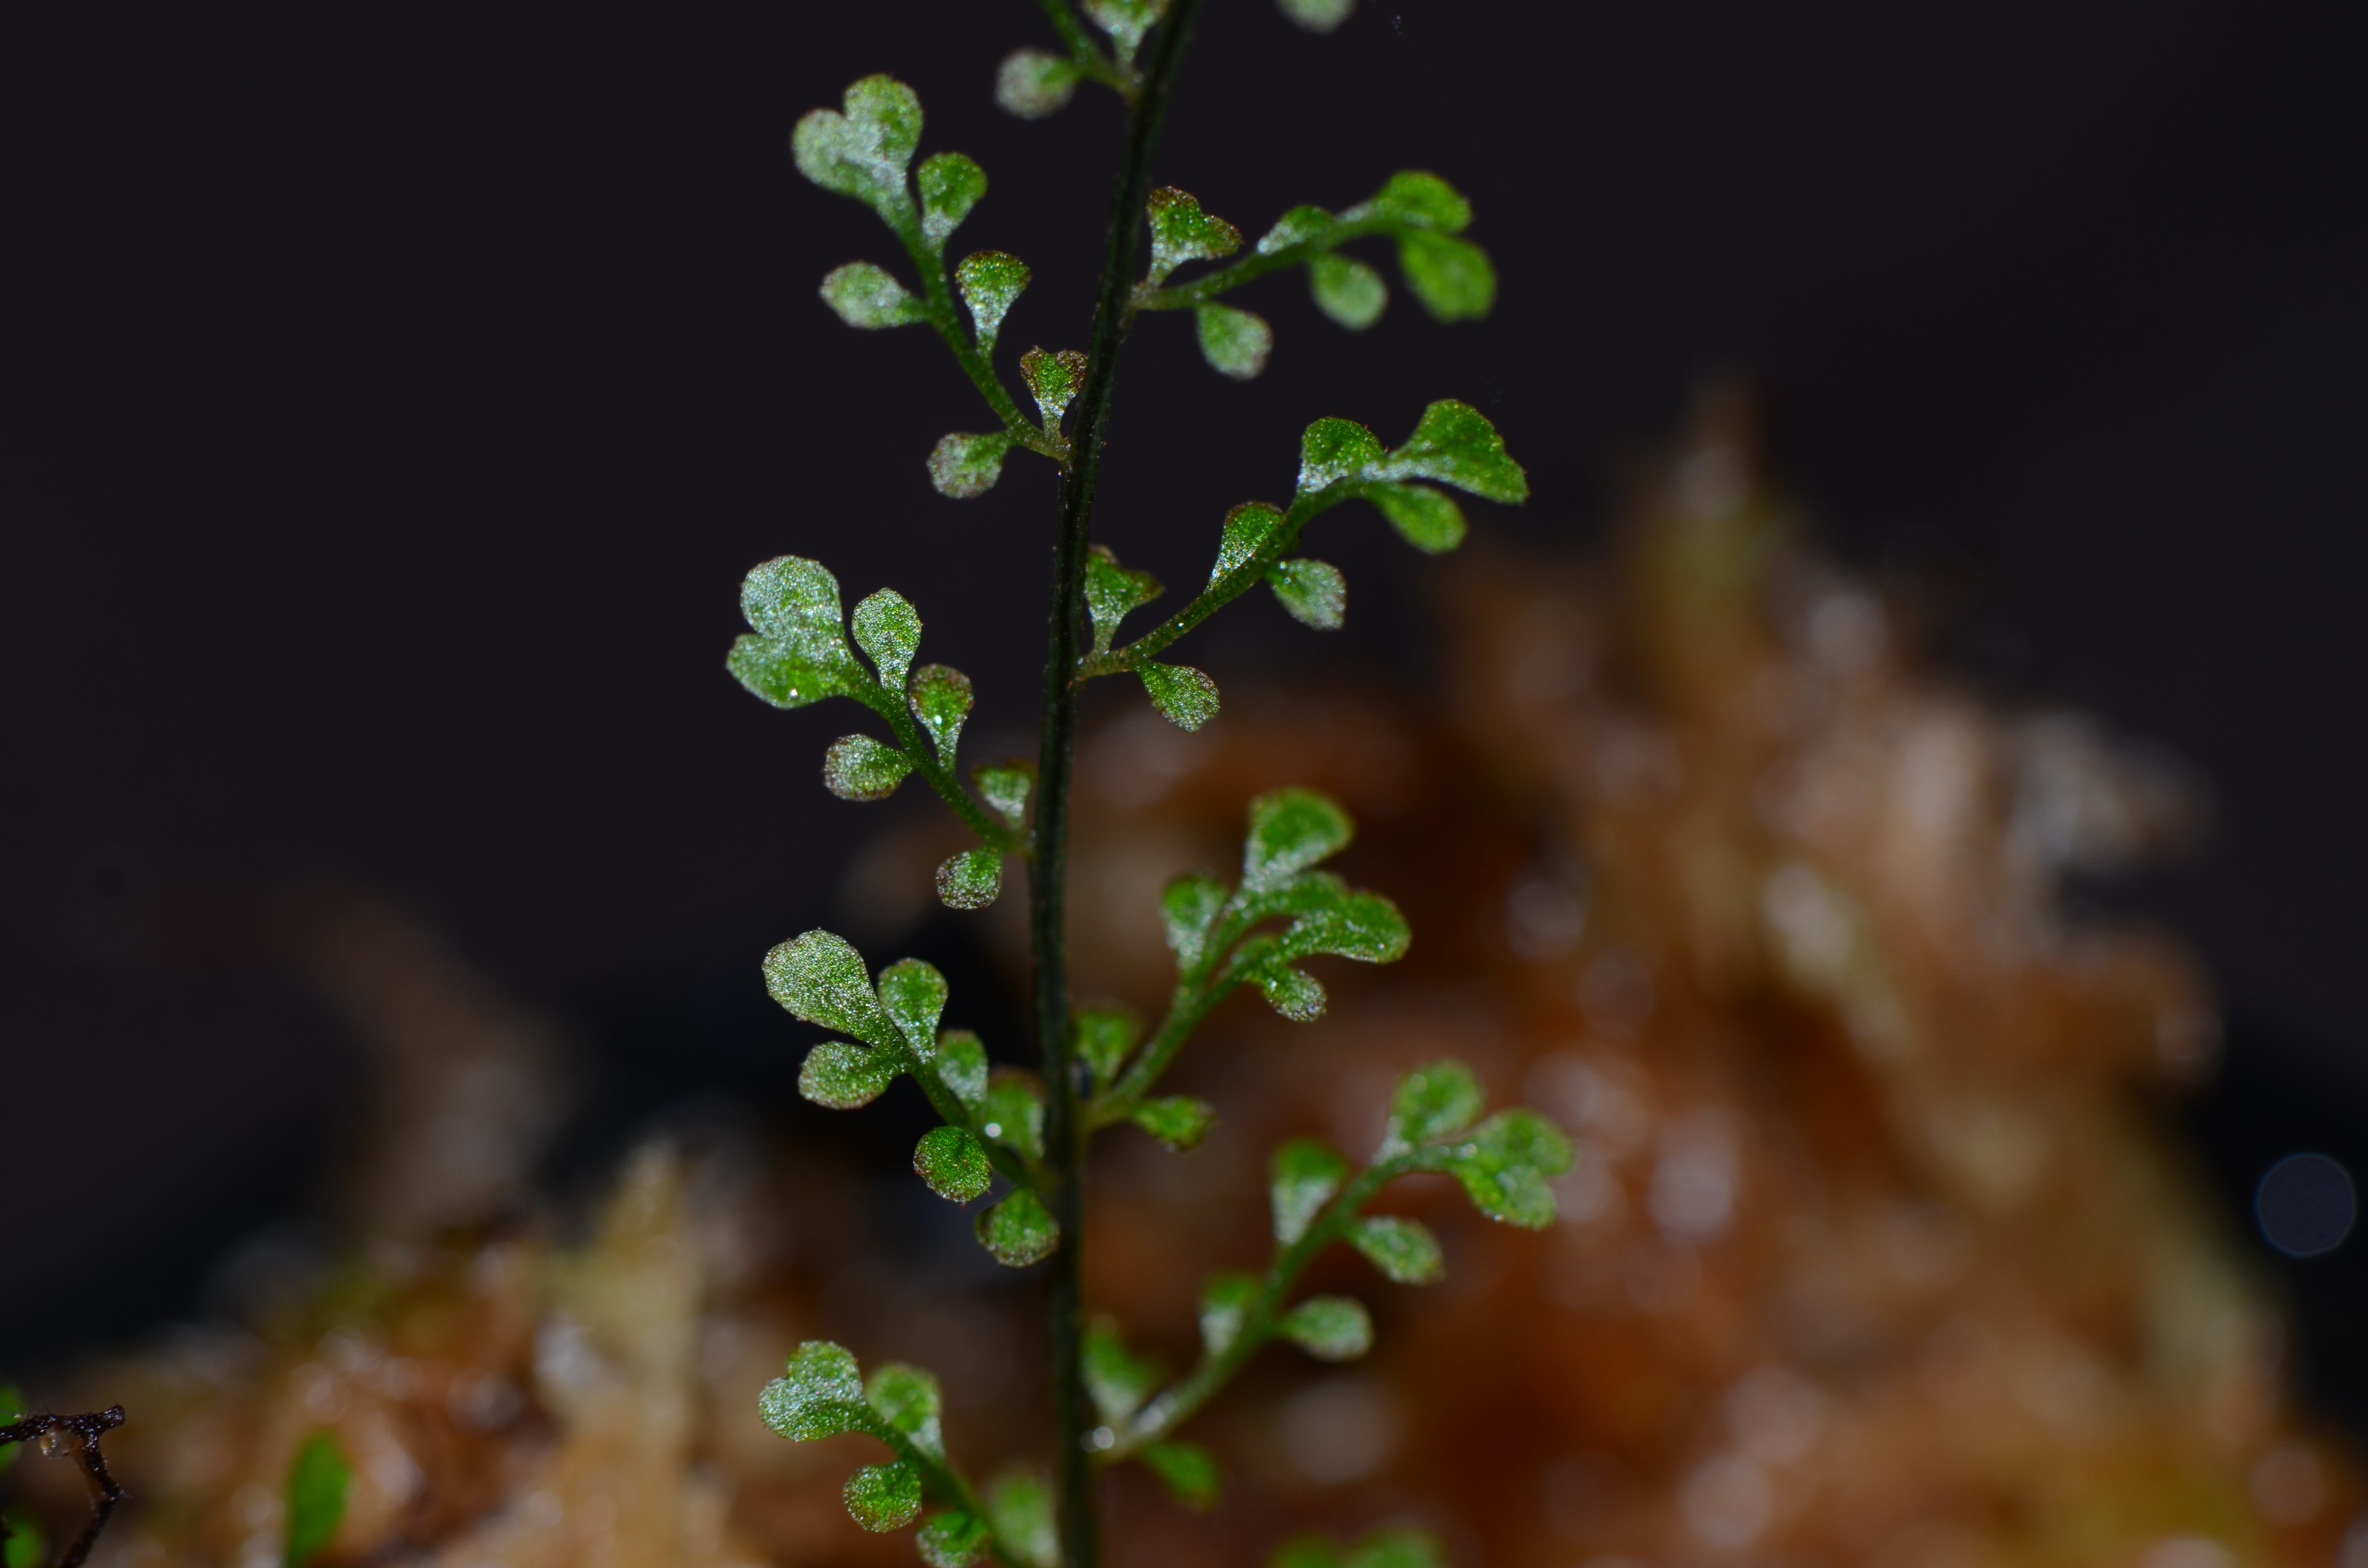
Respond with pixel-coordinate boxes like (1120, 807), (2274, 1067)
(0, 1407), (127, 1568)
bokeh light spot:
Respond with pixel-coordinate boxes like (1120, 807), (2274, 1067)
(2255, 1153), (2356, 1258)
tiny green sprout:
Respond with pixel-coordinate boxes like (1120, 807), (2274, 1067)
(1267, 558), (1345, 629)
(1084, 0), (1170, 67)
(1022, 347), (1089, 425)
(1083, 1321), (1163, 1423)
(930, 432), (1015, 499)
(955, 251), (1032, 352)
(937, 846), (1003, 910)
(1280, 1296), (1373, 1361)
(1349, 1215), (1445, 1285)
(1198, 1272), (1260, 1355)
(920, 1509), (994, 1568)
(974, 761), (1033, 827)
(1195, 303), (1272, 380)
(915, 1126), (994, 1203)
(997, 49), (1081, 119)
(918, 153), (988, 252)
(1129, 1096), (1215, 1151)
(283, 1430), (352, 1568)
(978, 1189), (1061, 1267)
(846, 1462), (925, 1531)
(1307, 252), (1386, 328)
(1146, 187), (1242, 285)
(986, 1472), (1057, 1568)
(1073, 1005), (1143, 1086)
(1277, 0), (1356, 33)
(821, 262), (926, 329)
(745, 22), (1546, 1568)
(1271, 1139), (1349, 1244)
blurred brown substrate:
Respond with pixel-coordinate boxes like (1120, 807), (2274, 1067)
(9, 390), (2348, 1568)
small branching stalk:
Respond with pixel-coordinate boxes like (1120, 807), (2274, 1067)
(0, 1407), (127, 1568)
(734, 5), (1560, 1567)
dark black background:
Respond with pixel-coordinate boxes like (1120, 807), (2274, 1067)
(3, 0), (2364, 1408)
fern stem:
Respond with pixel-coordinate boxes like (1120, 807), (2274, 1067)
(1029, 5), (1202, 1567)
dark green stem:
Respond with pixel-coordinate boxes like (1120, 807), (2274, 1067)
(861, 685), (1026, 854)
(1034, 0), (1136, 93)
(1133, 215), (1403, 309)
(1029, 6), (1202, 1568)
(889, 216), (1059, 456)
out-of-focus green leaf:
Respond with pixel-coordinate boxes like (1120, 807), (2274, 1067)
(1384, 1059), (1484, 1151)
(1198, 1271), (1259, 1355)
(980, 1072), (1047, 1162)
(936, 846), (1002, 911)
(1129, 1096), (1216, 1151)
(1256, 204), (1338, 256)
(974, 760), (1033, 827)
(918, 1510), (992, 1568)
(929, 432), (1013, 499)
(760, 1340), (870, 1440)
(908, 663), (975, 763)
(1280, 1296), (1372, 1360)
(1267, 558), (1345, 629)
(764, 930), (900, 1047)
(1020, 346), (1088, 425)
(1083, 1320), (1163, 1423)
(865, 1362), (945, 1458)
(1073, 1004), (1143, 1086)
(1138, 662), (1220, 731)
(1195, 304), (1272, 380)
(2, 1514), (45, 1568)
(1270, 886), (1410, 966)
(976, 1188), (1060, 1267)
(793, 75), (923, 217)
(876, 957), (947, 1057)
(283, 1430), (351, 1568)
(1140, 1440), (1221, 1510)
(799, 1041), (903, 1110)
(1354, 171), (1472, 233)
(852, 588), (922, 690)
(1277, 0), (1355, 32)
(1443, 1108), (1573, 1228)
(1307, 253), (1386, 329)
(844, 1461), (924, 1531)
(996, 49), (1080, 119)
(955, 252), (1032, 352)
(1380, 401), (1527, 502)
(1146, 186), (1242, 285)
(1242, 788), (1354, 891)
(1084, 545), (1164, 653)
(1350, 1215), (1445, 1284)
(1345, 1529), (1448, 1568)
(1210, 501), (1282, 585)
(916, 152), (986, 251)
(0, 1386), (24, 1474)
(820, 262), (926, 329)
(913, 1125), (993, 1203)
(1085, 0), (1170, 64)
(1160, 872), (1229, 968)
(1397, 231), (1495, 321)
(985, 1472), (1057, 1568)
(824, 734), (914, 801)
(1270, 1138), (1348, 1243)
(1269, 1535), (1343, 1568)
(935, 1029), (989, 1107)
(1365, 482), (1468, 553)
